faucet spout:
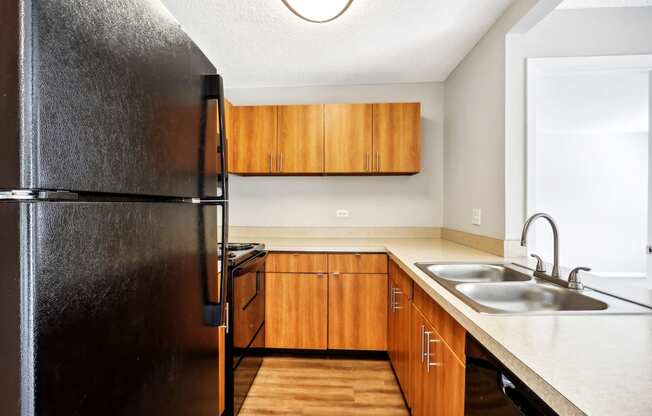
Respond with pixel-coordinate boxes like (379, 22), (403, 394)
(520, 213), (560, 278)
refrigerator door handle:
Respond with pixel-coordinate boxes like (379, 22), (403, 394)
(201, 203), (228, 327)
(202, 74), (228, 201)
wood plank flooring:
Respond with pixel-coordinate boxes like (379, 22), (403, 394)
(239, 357), (409, 416)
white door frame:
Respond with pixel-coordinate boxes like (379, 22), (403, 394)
(648, 70), (652, 287)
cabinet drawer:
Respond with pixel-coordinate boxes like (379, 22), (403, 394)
(328, 253), (388, 274)
(266, 252), (328, 273)
(413, 284), (465, 361)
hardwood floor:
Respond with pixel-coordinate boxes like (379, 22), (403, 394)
(239, 357), (409, 415)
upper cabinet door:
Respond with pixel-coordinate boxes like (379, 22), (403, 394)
(278, 105), (324, 173)
(324, 104), (373, 173)
(229, 105), (277, 174)
(373, 103), (421, 173)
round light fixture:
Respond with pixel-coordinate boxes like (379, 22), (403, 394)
(281, 0), (354, 23)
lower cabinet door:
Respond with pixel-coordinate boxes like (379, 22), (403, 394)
(410, 304), (427, 416)
(328, 273), (388, 350)
(388, 279), (398, 365)
(396, 287), (411, 403)
(265, 273), (328, 349)
(420, 324), (442, 416)
(411, 293), (467, 416)
(436, 338), (465, 416)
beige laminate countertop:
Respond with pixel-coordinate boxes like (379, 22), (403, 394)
(246, 236), (652, 416)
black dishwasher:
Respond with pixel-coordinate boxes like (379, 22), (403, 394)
(465, 334), (558, 416)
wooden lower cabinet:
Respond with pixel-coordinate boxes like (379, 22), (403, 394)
(388, 274), (412, 404)
(265, 273), (328, 349)
(328, 273), (388, 350)
(410, 303), (427, 416)
(410, 303), (465, 416)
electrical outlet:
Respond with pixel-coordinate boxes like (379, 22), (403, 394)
(336, 209), (349, 218)
(472, 208), (481, 226)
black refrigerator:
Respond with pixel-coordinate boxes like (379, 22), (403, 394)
(1, 1), (229, 415)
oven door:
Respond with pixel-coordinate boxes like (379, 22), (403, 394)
(231, 252), (267, 368)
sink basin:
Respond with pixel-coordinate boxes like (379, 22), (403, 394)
(414, 262), (652, 315)
(416, 263), (530, 283)
(456, 282), (608, 313)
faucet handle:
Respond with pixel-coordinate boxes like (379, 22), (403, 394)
(530, 254), (546, 273)
(568, 267), (591, 290)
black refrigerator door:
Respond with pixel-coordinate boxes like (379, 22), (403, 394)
(0, 203), (21, 416)
(17, 0), (224, 198)
(25, 201), (224, 416)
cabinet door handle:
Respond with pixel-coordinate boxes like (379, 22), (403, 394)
(392, 287), (402, 310)
(332, 272), (340, 277)
(389, 281), (395, 313)
(425, 331), (442, 373)
(420, 325), (426, 363)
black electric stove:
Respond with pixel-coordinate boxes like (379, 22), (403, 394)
(220, 242), (266, 415)
(219, 242), (265, 266)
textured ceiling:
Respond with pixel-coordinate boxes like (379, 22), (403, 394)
(160, 0), (514, 88)
(558, 0), (652, 8)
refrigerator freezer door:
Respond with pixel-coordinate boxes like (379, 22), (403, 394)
(26, 202), (223, 416)
(20, 0), (223, 198)
(0, 204), (21, 416)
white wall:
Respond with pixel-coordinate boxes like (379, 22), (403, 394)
(532, 72), (648, 275)
(443, 0), (539, 239)
(225, 83), (444, 227)
(505, 6), (652, 239)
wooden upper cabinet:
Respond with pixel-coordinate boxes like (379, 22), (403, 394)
(277, 105), (324, 173)
(373, 103), (421, 173)
(228, 102), (420, 175)
(229, 105), (277, 174)
(324, 104), (373, 173)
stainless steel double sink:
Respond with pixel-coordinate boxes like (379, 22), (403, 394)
(415, 263), (652, 315)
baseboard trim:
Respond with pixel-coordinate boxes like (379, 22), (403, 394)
(264, 348), (389, 360)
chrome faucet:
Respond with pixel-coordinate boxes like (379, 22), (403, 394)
(520, 213), (560, 278)
(520, 213), (591, 290)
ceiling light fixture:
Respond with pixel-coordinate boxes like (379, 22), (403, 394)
(281, 0), (354, 23)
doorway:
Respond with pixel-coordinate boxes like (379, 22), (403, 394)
(526, 55), (652, 288)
